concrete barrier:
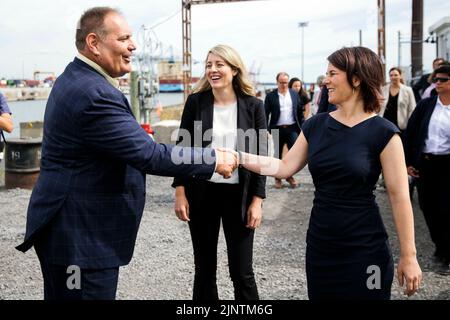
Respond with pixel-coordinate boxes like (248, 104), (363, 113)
(20, 121), (44, 139)
(152, 120), (181, 145)
(0, 87), (52, 101)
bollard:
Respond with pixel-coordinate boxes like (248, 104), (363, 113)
(5, 138), (42, 189)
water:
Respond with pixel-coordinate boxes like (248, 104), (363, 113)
(4, 92), (184, 138)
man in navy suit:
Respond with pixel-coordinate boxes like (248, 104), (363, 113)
(264, 72), (303, 188)
(16, 7), (237, 300)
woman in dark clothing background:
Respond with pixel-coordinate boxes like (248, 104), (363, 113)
(289, 77), (311, 121)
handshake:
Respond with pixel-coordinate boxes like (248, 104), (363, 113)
(214, 148), (240, 179)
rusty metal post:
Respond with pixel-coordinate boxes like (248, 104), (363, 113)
(377, 0), (386, 77)
(182, 0), (192, 102)
(411, 0), (424, 78)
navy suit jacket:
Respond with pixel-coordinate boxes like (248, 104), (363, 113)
(264, 89), (303, 132)
(16, 58), (216, 268)
(172, 90), (267, 222)
(405, 95), (438, 169)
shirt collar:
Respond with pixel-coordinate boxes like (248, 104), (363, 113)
(278, 90), (289, 97)
(77, 53), (120, 89)
(437, 96), (450, 108)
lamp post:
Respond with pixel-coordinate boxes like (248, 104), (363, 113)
(298, 22), (308, 81)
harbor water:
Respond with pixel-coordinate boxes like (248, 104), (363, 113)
(3, 92), (184, 139)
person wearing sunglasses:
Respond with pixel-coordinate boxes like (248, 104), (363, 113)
(412, 57), (445, 102)
(405, 64), (450, 276)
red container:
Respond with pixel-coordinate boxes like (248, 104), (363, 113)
(140, 123), (154, 135)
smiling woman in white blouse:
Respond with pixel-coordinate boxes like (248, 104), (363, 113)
(172, 44), (267, 300)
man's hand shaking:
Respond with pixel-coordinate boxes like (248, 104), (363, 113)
(214, 148), (239, 179)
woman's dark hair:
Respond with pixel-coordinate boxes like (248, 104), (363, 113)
(327, 47), (384, 113)
(288, 77), (309, 100)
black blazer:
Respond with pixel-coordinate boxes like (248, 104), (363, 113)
(172, 90), (267, 222)
(412, 73), (431, 102)
(264, 88), (304, 132)
(405, 95), (438, 169)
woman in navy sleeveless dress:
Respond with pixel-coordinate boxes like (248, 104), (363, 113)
(241, 47), (422, 299)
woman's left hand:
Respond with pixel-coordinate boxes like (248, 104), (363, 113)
(397, 256), (422, 296)
(246, 200), (262, 230)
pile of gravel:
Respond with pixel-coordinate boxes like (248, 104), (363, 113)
(0, 168), (449, 300)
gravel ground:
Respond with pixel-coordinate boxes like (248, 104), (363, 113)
(0, 167), (449, 300)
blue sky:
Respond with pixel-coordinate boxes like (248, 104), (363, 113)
(0, 0), (448, 83)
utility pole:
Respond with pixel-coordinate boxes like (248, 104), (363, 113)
(359, 29), (362, 46)
(298, 22), (308, 81)
(377, 0), (386, 76)
(411, 0), (423, 78)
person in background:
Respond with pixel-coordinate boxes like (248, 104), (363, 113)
(315, 75), (337, 114)
(308, 83), (316, 102)
(420, 60), (449, 100)
(379, 67), (416, 134)
(405, 64), (450, 276)
(379, 67), (416, 196)
(173, 44), (267, 300)
(289, 77), (311, 120)
(240, 46), (422, 299)
(0, 92), (13, 161)
(264, 72), (303, 189)
(413, 57), (445, 102)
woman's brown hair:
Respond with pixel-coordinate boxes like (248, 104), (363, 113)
(327, 47), (384, 113)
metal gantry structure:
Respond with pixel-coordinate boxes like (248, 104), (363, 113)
(181, 0), (260, 101)
(181, 1), (406, 101)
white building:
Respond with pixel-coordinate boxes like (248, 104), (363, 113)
(429, 16), (450, 61)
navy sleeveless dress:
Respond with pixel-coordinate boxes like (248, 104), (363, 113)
(302, 113), (400, 300)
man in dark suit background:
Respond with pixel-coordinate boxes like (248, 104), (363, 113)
(16, 7), (237, 300)
(264, 72), (303, 188)
(412, 57), (445, 102)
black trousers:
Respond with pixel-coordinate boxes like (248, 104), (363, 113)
(416, 153), (450, 261)
(34, 244), (119, 300)
(188, 182), (258, 300)
(273, 124), (299, 159)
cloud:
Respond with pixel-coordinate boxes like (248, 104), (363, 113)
(0, 0), (448, 82)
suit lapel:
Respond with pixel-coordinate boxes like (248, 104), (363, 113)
(237, 95), (250, 152)
(200, 91), (214, 148)
(423, 96), (438, 134)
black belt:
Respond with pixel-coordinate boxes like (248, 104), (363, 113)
(277, 124), (296, 129)
(422, 153), (450, 160)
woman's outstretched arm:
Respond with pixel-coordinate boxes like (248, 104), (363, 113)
(381, 134), (422, 296)
(240, 131), (309, 178)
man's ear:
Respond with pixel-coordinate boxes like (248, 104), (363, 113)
(85, 33), (100, 56)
